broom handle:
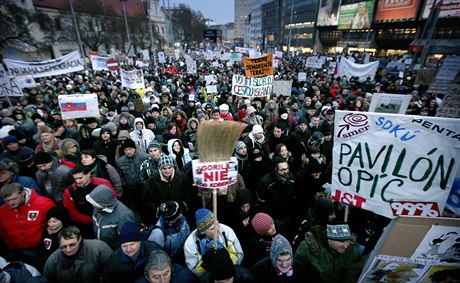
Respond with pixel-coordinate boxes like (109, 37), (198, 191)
(213, 188), (218, 250)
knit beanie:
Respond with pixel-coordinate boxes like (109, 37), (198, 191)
(327, 223), (353, 241)
(251, 124), (264, 134)
(121, 139), (136, 150)
(46, 206), (71, 226)
(252, 213), (274, 236)
(34, 151), (52, 166)
(2, 135), (18, 145)
(158, 156), (174, 170)
(315, 199), (335, 224)
(195, 208), (214, 233)
(106, 122), (117, 132)
(62, 139), (78, 152)
(234, 141), (246, 152)
(270, 234), (293, 268)
(158, 201), (182, 221)
(147, 140), (161, 151)
(119, 221), (143, 244)
(237, 109), (247, 120)
(209, 249), (236, 280)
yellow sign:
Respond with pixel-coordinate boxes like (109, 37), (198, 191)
(243, 53), (273, 78)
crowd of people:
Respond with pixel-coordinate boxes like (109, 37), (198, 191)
(0, 51), (452, 283)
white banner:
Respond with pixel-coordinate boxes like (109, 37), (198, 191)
(58, 93), (99, 119)
(120, 69), (145, 89)
(368, 93), (412, 114)
(332, 111), (460, 219)
(5, 51), (84, 78)
(337, 56), (379, 81)
(192, 157), (238, 189)
(232, 74), (273, 98)
(272, 80), (292, 96)
(305, 57), (323, 69)
(90, 56), (110, 71)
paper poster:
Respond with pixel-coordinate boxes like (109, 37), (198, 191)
(298, 72), (307, 81)
(305, 57), (324, 69)
(368, 93), (412, 114)
(338, 56), (379, 81)
(435, 56), (460, 81)
(158, 52), (165, 63)
(58, 93), (99, 119)
(272, 80), (292, 96)
(206, 85), (218, 93)
(204, 75), (216, 85)
(192, 157), (238, 189)
(331, 111), (460, 219)
(411, 225), (460, 263)
(232, 74), (273, 98)
(15, 74), (36, 89)
(120, 69), (145, 89)
(90, 55), (110, 71)
(436, 84), (460, 118)
(243, 53), (273, 77)
(0, 65), (23, 97)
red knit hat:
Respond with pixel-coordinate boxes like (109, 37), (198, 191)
(251, 213), (274, 236)
(237, 109), (247, 121)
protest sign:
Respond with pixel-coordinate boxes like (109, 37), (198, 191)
(192, 157), (238, 188)
(368, 93), (411, 114)
(337, 56), (379, 81)
(435, 55), (460, 81)
(230, 53), (242, 62)
(4, 51), (84, 78)
(272, 80), (292, 96)
(204, 75), (216, 85)
(305, 57), (323, 69)
(436, 84), (460, 118)
(273, 59), (279, 68)
(206, 85), (218, 93)
(158, 52), (165, 63)
(120, 69), (145, 89)
(0, 65), (22, 97)
(332, 110), (460, 219)
(243, 53), (273, 77)
(232, 74), (273, 98)
(141, 49), (150, 60)
(298, 72), (307, 81)
(275, 51), (283, 59)
(185, 57), (197, 74)
(15, 74), (36, 89)
(90, 56), (110, 71)
(58, 93), (99, 119)
(414, 69), (437, 86)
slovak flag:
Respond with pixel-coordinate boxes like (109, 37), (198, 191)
(60, 102), (87, 112)
(334, 60), (339, 75)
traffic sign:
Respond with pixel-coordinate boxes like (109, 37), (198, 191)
(106, 58), (119, 71)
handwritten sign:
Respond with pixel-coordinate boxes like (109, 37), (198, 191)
(232, 74), (273, 98)
(436, 84), (460, 118)
(332, 111), (460, 219)
(272, 80), (292, 96)
(243, 53), (273, 77)
(192, 157), (238, 188)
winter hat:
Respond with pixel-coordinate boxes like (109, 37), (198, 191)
(315, 199), (336, 224)
(251, 124), (264, 134)
(1, 117), (16, 126)
(195, 208), (214, 233)
(8, 129), (26, 141)
(46, 206), (71, 226)
(237, 109), (247, 120)
(234, 141), (246, 152)
(105, 122), (117, 132)
(119, 221), (143, 244)
(298, 117), (308, 125)
(61, 139), (79, 152)
(251, 213), (274, 236)
(327, 223), (353, 241)
(270, 234), (293, 268)
(246, 106), (257, 116)
(127, 102), (134, 107)
(99, 127), (111, 135)
(2, 135), (18, 145)
(147, 140), (161, 151)
(236, 188), (252, 207)
(18, 152), (35, 167)
(158, 201), (182, 221)
(121, 106), (129, 112)
(34, 151), (52, 165)
(121, 139), (136, 150)
(209, 249), (236, 280)
(219, 104), (229, 111)
(158, 156), (174, 170)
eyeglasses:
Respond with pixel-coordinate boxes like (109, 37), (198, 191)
(278, 167), (289, 172)
(60, 242), (78, 250)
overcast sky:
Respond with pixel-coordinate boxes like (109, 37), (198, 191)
(166, 0), (235, 25)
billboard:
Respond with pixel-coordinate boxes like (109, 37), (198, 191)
(317, 0), (342, 26)
(203, 29), (217, 42)
(338, 1), (374, 30)
(422, 0), (460, 19)
(375, 0), (420, 22)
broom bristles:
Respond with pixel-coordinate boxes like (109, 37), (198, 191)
(196, 121), (246, 163)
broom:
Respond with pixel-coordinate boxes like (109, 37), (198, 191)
(196, 120), (246, 250)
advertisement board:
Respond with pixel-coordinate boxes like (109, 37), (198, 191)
(375, 0), (420, 21)
(317, 0), (342, 26)
(337, 1), (374, 30)
(422, 0), (460, 19)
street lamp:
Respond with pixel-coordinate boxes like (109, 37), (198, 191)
(120, 0), (132, 54)
(67, 0), (85, 56)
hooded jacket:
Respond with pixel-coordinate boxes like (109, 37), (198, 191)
(86, 185), (134, 250)
(0, 188), (55, 249)
(35, 157), (73, 204)
(130, 118), (155, 153)
(92, 128), (118, 166)
(60, 138), (80, 168)
(167, 138), (192, 169)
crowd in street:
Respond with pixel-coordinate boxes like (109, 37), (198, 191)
(0, 52), (450, 283)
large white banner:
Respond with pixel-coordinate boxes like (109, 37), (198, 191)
(232, 74), (273, 98)
(58, 93), (99, 119)
(90, 56), (110, 71)
(120, 69), (145, 89)
(337, 56), (379, 81)
(5, 51), (84, 78)
(332, 111), (460, 219)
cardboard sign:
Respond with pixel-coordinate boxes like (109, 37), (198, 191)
(158, 52), (165, 63)
(243, 53), (273, 77)
(90, 56), (110, 71)
(298, 72), (307, 81)
(206, 85), (218, 93)
(436, 84), (460, 118)
(58, 93), (99, 119)
(368, 93), (411, 114)
(272, 80), (292, 96)
(232, 74), (273, 98)
(435, 55), (460, 81)
(192, 157), (238, 188)
(332, 111), (460, 219)
(120, 69), (145, 89)
(305, 57), (323, 69)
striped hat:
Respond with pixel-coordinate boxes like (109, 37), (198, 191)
(195, 208), (214, 233)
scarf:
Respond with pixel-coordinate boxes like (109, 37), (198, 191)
(60, 240), (85, 270)
(276, 265), (293, 277)
(275, 172), (291, 185)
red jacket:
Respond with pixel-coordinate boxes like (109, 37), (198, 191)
(0, 188), (55, 249)
(63, 177), (115, 225)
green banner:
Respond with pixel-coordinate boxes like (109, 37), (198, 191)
(338, 1), (374, 30)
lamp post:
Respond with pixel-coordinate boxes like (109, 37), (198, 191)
(287, 0), (294, 54)
(68, 0), (85, 56)
(120, 0), (132, 53)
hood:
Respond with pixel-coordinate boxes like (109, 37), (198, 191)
(187, 118), (199, 131)
(167, 138), (182, 155)
(270, 234), (293, 268)
(236, 188), (252, 207)
(117, 130), (131, 141)
(86, 185), (116, 212)
(60, 138), (80, 155)
(134, 117), (146, 130)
